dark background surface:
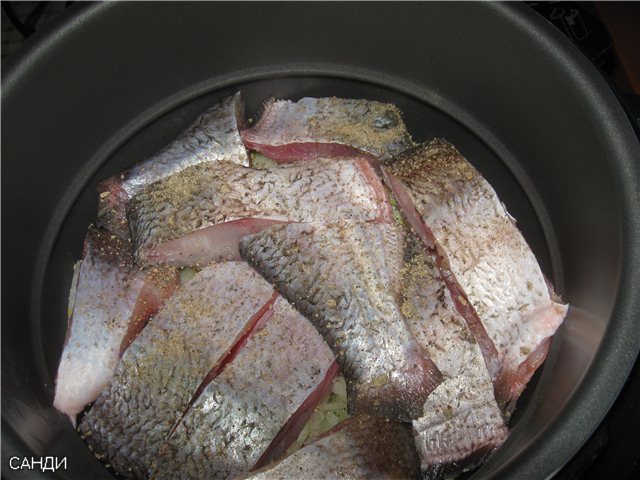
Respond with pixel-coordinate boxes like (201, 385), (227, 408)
(1, 1), (638, 479)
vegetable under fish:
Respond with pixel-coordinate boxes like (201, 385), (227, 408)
(245, 415), (420, 480)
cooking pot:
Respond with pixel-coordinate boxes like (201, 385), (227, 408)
(2, 2), (639, 479)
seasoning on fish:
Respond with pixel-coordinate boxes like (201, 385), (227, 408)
(129, 157), (391, 267)
(401, 236), (508, 476)
(78, 262), (276, 479)
(150, 296), (336, 480)
(97, 92), (249, 238)
(241, 97), (416, 164)
(64, 93), (573, 479)
(383, 139), (569, 412)
(53, 227), (178, 422)
(240, 220), (443, 423)
(245, 415), (421, 480)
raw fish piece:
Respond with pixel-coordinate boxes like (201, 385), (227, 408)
(240, 220), (442, 422)
(245, 415), (420, 480)
(97, 92), (249, 238)
(129, 157), (391, 266)
(401, 237), (508, 476)
(78, 262), (276, 479)
(151, 296), (336, 479)
(384, 139), (568, 411)
(242, 97), (415, 164)
(53, 227), (178, 420)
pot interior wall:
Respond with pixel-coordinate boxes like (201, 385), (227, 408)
(3, 3), (637, 479)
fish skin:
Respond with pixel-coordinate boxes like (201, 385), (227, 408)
(253, 361), (341, 471)
(97, 92), (249, 238)
(244, 415), (421, 480)
(78, 262), (275, 479)
(129, 157), (391, 266)
(150, 296), (335, 480)
(53, 227), (178, 420)
(240, 220), (442, 423)
(241, 96), (416, 164)
(401, 237), (508, 476)
(384, 139), (568, 411)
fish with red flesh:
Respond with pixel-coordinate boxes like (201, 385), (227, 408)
(53, 227), (178, 422)
(150, 296), (336, 479)
(97, 92), (249, 238)
(240, 220), (443, 423)
(401, 235), (508, 476)
(65, 92), (572, 480)
(383, 139), (568, 412)
(128, 157), (391, 267)
(241, 97), (415, 164)
(78, 262), (276, 478)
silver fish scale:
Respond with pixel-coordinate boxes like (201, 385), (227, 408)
(129, 158), (382, 261)
(386, 140), (567, 403)
(122, 92), (249, 198)
(241, 220), (441, 422)
(97, 93), (249, 239)
(152, 297), (334, 480)
(246, 415), (420, 480)
(401, 238), (507, 474)
(78, 262), (275, 479)
(54, 228), (140, 417)
(243, 97), (416, 161)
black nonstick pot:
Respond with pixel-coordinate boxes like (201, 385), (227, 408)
(2, 2), (639, 479)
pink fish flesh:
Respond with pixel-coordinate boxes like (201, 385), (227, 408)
(241, 97), (415, 164)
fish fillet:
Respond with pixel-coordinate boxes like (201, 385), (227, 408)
(97, 92), (249, 238)
(53, 227), (178, 420)
(129, 157), (391, 266)
(245, 415), (420, 480)
(151, 296), (336, 479)
(384, 139), (568, 411)
(240, 220), (442, 422)
(241, 96), (415, 163)
(78, 262), (276, 479)
(401, 236), (508, 476)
